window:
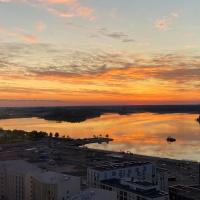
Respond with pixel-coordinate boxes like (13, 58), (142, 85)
(112, 171), (116, 177)
(119, 170), (123, 178)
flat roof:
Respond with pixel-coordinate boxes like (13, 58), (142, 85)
(132, 181), (155, 187)
(34, 171), (77, 184)
(170, 185), (200, 199)
(0, 160), (41, 174)
(92, 161), (151, 171)
(101, 179), (168, 198)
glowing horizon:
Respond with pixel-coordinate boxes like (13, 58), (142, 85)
(0, 0), (200, 106)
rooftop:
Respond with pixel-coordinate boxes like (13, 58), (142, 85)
(0, 160), (41, 174)
(101, 179), (168, 198)
(170, 185), (200, 199)
(131, 181), (155, 187)
(92, 161), (151, 171)
(34, 171), (76, 184)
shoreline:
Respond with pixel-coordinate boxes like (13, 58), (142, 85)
(0, 137), (199, 186)
(86, 146), (200, 164)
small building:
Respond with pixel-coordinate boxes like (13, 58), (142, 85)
(100, 179), (169, 200)
(169, 185), (200, 200)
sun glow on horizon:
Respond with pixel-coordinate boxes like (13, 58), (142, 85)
(0, 0), (200, 106)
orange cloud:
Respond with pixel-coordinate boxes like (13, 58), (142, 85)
(20, 34), (39, 43)
(75, 6), (94, 18)
(36, 21), (46, 32)
(0, 44), (199, 105)
(47, 8), (75, 18)
(47, 6), (94, 19)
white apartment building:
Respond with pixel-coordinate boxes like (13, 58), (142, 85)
(0, 160), (81, 200)
(87, 161), (156, 187)
(87, 161), (169, 200)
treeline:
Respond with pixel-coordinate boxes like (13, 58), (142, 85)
(0, 128), (56, 143)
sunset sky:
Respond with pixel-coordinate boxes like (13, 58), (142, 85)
(0, 0), (200, 106)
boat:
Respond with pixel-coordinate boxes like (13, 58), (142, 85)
(166, 137), (176, 142)
(196, 115), (200, 123)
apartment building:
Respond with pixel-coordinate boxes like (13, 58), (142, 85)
(0, 160), (81, 200)
(87, 161), (156, 188)
(32, 172), (80, 200)
(0, 160), (42, 200)
(87, 161), (169, 200)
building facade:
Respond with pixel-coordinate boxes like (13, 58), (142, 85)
(156, 168), (169, 192)
(32, 172), (81, 200)
(0, 160), (81, 200)
(87, 161), (169, 200)
(0, 160), (42, 200)
(87, 161), (156, 188)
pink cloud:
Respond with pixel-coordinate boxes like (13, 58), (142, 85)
(47, 7), (75, 18)
(0, 0), (95, 20)
(75, 6), (94, 18)
(20, 34), (38, 43)
(36, 21), (47, 32)
(44, 0), (77, 5)
(0, 26), (39, 43)
(47, 5), (94, 20)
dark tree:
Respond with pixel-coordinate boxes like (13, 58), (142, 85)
(55, 132), (59, 138)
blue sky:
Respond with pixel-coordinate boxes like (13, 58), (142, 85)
(0, 0), (199, 51)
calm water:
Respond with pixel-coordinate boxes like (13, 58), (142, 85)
(0, 113), (199, 161)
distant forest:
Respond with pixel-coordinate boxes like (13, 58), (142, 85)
(0, 105), (200, 123)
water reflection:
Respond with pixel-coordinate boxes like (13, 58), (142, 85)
(0, 113), (199, 161)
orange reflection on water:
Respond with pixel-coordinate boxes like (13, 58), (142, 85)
(0, 113), (199, 161)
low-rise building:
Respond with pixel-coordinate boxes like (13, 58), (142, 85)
(100, 179), (168, 200)
(169, 185), (200, 200)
